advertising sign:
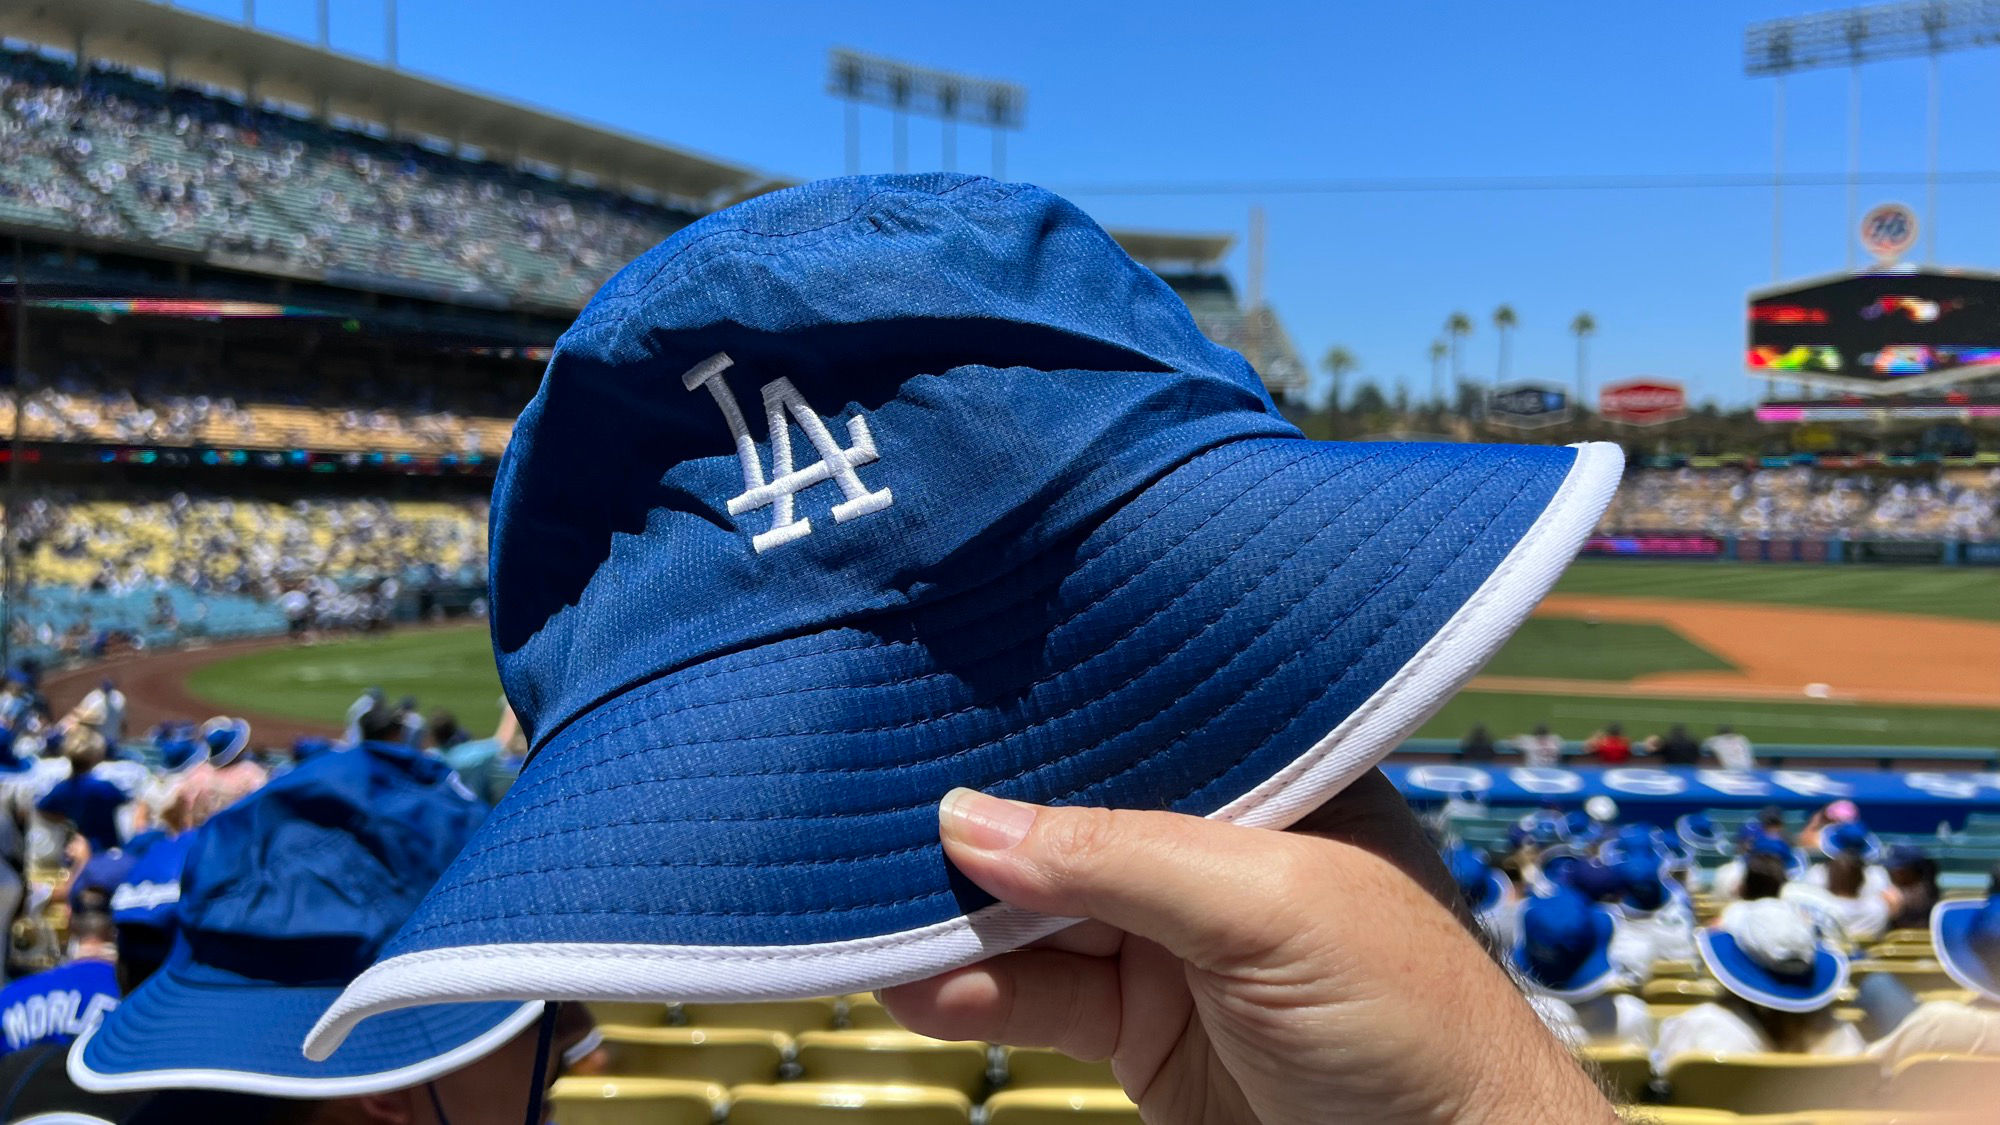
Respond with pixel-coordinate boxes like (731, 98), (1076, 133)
(1747, 268), (2000, 390)
(1486, 382), (1571, 429)
(1598, 379), (1687, 426)
(1860, 202), (1919, 264)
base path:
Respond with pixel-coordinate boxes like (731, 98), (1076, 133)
(43, 634), (345, 746)
(1468, 594), (2000, 709)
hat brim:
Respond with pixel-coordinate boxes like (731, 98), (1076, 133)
(308, 438), (1621, 1058)
(1697, 929), (1848, 1013)
(71, 951), (541, 1097)
(198, 718), (250, 768)
(1471, 869), (1509, 915)
(1933, 899), (2000, 1003)
(1819, 832), (1884, 864)
(1510, 906), (1619, 1002)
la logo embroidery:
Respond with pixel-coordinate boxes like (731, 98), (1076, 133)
(683, 352), (893, 552)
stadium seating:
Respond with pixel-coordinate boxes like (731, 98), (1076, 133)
(1585, 1045), (1655, 1104)
(1879, 1053), (2000, 1109)
(595, 1026), (788, 1087)
(1660, 1054), (1883, 1115)
(585, 1001), (670, 1029)
(725, 1083), (974, 1125)
(544, 1076), (722, 1125)
(792, 1030), (992, 1098)
(842, 992), (903, 1030)
(1599, 465), (2000, 542)
(983, 1089), (1141, 1124)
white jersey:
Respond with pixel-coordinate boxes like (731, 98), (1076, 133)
(1513, 733), (1564, 768)
(1781, 882), (1891, 946)
(1654, 1001), (1865, 1074)
(1533, 993), (1655, 1052)
(1867, 1001), (2000, 1068)
(1618, 892), (1698, 967)
(1703, 733), (1756, 771)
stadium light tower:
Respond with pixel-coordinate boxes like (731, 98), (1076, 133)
(827, 50), (1025, 178)
(1745, 0), (2000, 274)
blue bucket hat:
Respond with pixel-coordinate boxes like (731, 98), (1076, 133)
(1676, 813), (1728, 856)
(1698, 899), (1848, 1013)
(1446, 844), (1507, 915)
(1613, 849), (1675, 915)
(1819, 820), (1883, 864)
(1748, 832), (1808, 881)
(307, 174), (1621, 1055)
(1934, 897), (2000, 1003)
(70, 742), (540, 1096)
(198, 717), (250, 768)
(1511, 890), (1620, 1002)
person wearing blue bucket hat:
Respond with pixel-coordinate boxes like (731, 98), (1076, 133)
(1675, 812), (1728, 859)
(1445, 842), (1516, 950)
(1654, 898), (1861, 1071)
(307, 173), (1622, 1063)
(65, 711), (587, 1122)
(1857, 896), (2000, 1067)
(1610, 847), (1696, 967)
(1511, 889), (1652, 1050)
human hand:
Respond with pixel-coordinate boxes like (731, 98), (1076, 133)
(881, 772), (1614, 1125)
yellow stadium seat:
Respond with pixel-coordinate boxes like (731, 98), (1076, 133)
(1852, 962), (1958, 994)
(1584, 1044), (1653, 1104)
(1867, 943), (1939, 960)
(544, 1076), (721, 1125)
(1880, 929), (1932, 946)
(1619, 1109), (1741, 1124)
(1880, 1052), (2000, 1111)
(1653, 959), (1700, 979)
(726, 1082), (972, 1125)
(793, 1029), (991, 1098)
(1645, 978), (1723, 1002)
(596, 1026), (787, 1086)
(843, 993), (904, 1030)
(586, 1001), (669, 1028)
(680, 997), (840, 1036)
(1003, 1047), (1120, 1090)
(985, 1088), (1140, 1123)
(1662, 1053), (1881, 1114)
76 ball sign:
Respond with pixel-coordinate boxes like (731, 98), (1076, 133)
(1860, 203), (1918, 265)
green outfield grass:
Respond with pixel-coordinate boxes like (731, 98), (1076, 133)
(185, 627), (504, 729)
(1551, 560), (2000, 620)
(1415, 689), (2000, 749)
(1478, 618), (1734, 682)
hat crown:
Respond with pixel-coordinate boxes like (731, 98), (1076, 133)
(1728, 899), (1819, 976)
(491, 174), (1295, 747)
(1522, 891), (1603, 980)
(176, 743), (486, 982)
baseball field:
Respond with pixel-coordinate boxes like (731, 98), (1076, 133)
(158, 560), (2000, 749)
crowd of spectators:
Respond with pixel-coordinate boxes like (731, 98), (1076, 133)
(6, 492), (486, 599)
(1440, 795), (2000, 1092)
(1601, 465), (2000, 541)
(0, 48), (694, 309)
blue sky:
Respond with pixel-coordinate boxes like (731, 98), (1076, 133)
(173, 0), (2000, 407)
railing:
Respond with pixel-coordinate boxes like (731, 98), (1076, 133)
(1392, 737), (2000, 770)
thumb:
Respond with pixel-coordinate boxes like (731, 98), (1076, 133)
(939, 788), (1320, 969)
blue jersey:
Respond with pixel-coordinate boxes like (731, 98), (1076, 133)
(36, 772), (128, 853)
(0, 959), (118, 1054)
(111, 831), (197, 933)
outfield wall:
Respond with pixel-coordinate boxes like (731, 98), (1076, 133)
(1585, 533), (2000, 565)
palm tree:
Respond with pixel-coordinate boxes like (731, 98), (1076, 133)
(1570, 311), (1596, 410)
(1427, 339), (1448, 407)
(1445, 312), (1472, 387)
(1320, 346), (1357, 412)
(1492, 305), (1517, 387)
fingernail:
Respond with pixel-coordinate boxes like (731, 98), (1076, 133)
(940, 787), (1037, 851)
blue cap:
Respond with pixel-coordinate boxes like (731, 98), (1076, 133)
(1446, 844), (1506, 915)
(1748, 832), (1808, 880)
(199, 717), (250, 768)
(1511, 890), (1619, 1002)
(1564, 856), (1626, 903)
(1934, 897), (2000, 1003)
(70, 742), (539, 1096)
(1820, 820), (1883, 863)
(1615, 849), (1671, 914)
(308, 173), (1622, 1054)
(157, 735), (206, 774)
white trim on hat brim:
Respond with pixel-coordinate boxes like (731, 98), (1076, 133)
(1932, 899), (2000, 1004)
(69, 1000), (543, 1098)
(1696, 929), (1849, 1015)
(303, 441), (1625, 1061)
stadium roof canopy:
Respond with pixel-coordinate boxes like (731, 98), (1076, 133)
(1107, 230), (1233, 272)
(0, 0), (776, 207)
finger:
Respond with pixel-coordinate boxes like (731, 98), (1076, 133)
(878, 949), (1122, 1059)
(937, 788), (1317, 969)
(1028, 919), (1124, 957)
(1289, 769), (1471, 928)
